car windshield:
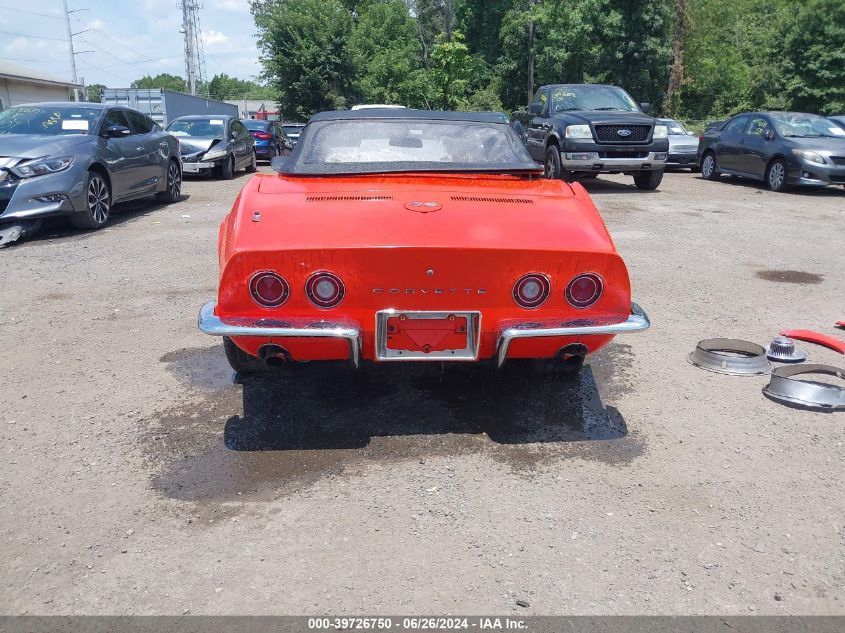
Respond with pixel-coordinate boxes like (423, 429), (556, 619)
(770, 112), (845, 138)
(662, 119), (690, 135)
(283, 125), (304, 135)
(280, 117), (538, 176)
(0, 105), (101, 135)
(243, 120), (270, 131)
(550, 85), (640, 113)
(166, 118), (225, 138)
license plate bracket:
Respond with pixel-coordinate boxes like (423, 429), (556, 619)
(376, 310), (481, 361)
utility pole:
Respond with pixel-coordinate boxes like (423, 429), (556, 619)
(526, 0), (539, 107)
(63, 0), (78, 99)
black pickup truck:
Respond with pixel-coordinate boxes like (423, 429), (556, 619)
(512, 84), (670, 190)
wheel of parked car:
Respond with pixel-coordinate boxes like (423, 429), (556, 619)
(223, 336), (269, 374)
(701, 152), (720, 180)
(155, 159), (182, 203)
(246, 151), (257, 173)
(544, 146), (564, 180)
(633, 169), (664, 191)
(219, 155), (235, 180)
(765, 158), (788, 192)
(71, 171), (111, 230)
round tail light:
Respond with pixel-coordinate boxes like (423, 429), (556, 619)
(566, 273), (603, 308)
(305, 271), (345, 308)
(250, 271), (289, 307)
(513, 273), (550, 309)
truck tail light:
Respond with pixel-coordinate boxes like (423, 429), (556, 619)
(513, 273), (550, 309)
(306, 272), (345, 308)
(565, 273), (603, 308)
(250, 272), (289, 307)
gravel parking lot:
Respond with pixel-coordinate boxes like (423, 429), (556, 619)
(1, 168), (843, 615)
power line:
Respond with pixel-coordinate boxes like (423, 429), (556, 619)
(78, 55), (182, 70)
(0, 30), (66, 42)
(0, 5), (64, 19)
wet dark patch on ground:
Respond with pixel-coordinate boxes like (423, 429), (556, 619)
(756, 269), (824, 284)
(145, 343), (644, 504)
(160, 346), (235, 391)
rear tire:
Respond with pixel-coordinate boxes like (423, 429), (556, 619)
(71, 171), (111, 229)
(633, 169), (664, 190)
(765, 158), (788, 192)
(223, 337), (268, 374)
(155, 159), (181, 203)
(246, 150), (257, 173)
(701, 152), (720, 180)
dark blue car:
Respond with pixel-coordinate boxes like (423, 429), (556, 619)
(241, 119), (294, 161)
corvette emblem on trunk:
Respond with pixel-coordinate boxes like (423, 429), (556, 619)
(405, 201), (441, 213)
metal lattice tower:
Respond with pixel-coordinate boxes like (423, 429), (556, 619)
(180, 0), (207, 96)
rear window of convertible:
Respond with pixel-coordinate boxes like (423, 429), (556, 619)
(279, 119), (538, 175)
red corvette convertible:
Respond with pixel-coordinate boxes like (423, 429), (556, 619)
(198, 110), (649, 374)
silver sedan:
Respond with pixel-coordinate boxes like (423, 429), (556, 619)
(0, 102), (182, 245)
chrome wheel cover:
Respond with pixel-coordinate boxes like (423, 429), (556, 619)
(544, 157), (555, 179)
(702, 155), (714, 177)
(87, 176), (110, 224)
(769, 162), (785, 189)
(168, 161), (181, 199)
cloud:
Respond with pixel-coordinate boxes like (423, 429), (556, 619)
(212, 0), (250, 12)
(202, 30), (229, 48)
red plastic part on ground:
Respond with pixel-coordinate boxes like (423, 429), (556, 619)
(779, 329), (845, 354)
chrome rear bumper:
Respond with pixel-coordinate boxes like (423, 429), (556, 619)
(198, 301), (362, 367)
(495, 302), (650, 367)
(198, 301), (650, 369)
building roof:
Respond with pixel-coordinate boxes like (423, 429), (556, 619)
(0, 61), (82, 88)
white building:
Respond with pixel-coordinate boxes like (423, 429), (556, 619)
(0, 61), (82, 110)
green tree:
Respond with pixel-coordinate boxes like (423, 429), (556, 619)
(85, 83), (107, 103)
(455, 0), (511, 65)
(429, 30), (472, 109)
(253, 0), (355, 119)
(130, 73), (187, 92)
(775, 0), (845, 114)
(349, 0), (431, 108)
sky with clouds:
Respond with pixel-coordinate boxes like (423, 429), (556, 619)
(0, 0), (262, 88)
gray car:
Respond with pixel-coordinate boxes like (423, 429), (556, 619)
(657, 118), (700, 170)
(166, 115), (256, 179)
(699, 111), (845, 191)
(0, 102), (182, 243)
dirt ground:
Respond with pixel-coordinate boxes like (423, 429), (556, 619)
(1, 166), (843, 616)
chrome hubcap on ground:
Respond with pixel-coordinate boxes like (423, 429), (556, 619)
(168, 162), (181, 199)
(702, 155), (713, 177)
(87, 177), (109, 224)
(770, 162), (784, 189)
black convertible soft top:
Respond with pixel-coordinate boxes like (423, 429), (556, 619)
(308, 109), (509, 124)
(273, 110), (540, 176)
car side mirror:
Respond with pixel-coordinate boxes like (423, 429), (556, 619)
(528, 103), (541, 115)
(104, 125), (131, 138)
(639, 102), (651, 114)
